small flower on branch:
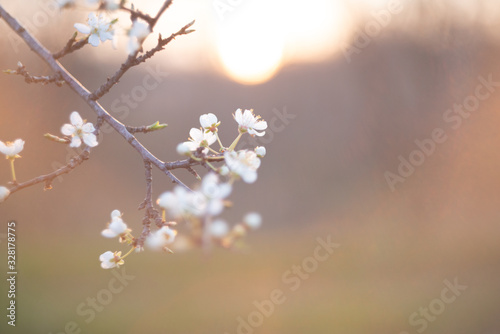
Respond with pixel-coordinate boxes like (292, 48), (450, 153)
(255, 146), (266, 158)
(146, 226), (177, 251)
(224, 150), (261, 183)
(61, 111), (98, 148)
(101, 210), (130, 239)
(200, 113), (220, 133)
(100, 251), (124, 269)
(0, 186), (10, 203)
(0, 139), (24, 159)
(74, 13), (116, 47)
(127, 20), (151, 55)
(182, 128), (217, 153)
(0, 138), (25, 183)
(234, 109), (267, 137)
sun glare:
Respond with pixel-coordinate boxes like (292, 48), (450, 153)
(214, 0), (352, 85)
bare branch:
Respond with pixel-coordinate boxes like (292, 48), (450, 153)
(119, 4), (154, 24)
(8, 148), (91, 194)
(53, 34), (89, 59)
(134, 20), (195, 65)
(151, 0), (173, 28)
(4, 63), (64, 86)
(90, 20), (194, 100)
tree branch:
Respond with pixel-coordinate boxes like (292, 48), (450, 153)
(90, 20), (194, 100)
(0, 5), (190, 190)
(53, 34), (89, 59)
(4, 62), (64, 86)
(8, 149), (90, 194)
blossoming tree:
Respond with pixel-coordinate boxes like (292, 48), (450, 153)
(0, 0), (267, 269)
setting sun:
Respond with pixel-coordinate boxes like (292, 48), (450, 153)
(214, 0), (351, 85)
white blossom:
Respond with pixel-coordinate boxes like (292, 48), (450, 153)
(74, 13), (115, 47)
(200, 173), (231, 216)
(200, 113), (220, 133)
(146, 226), (177, 251)
(101, 210), (128, 238)
(157, 187), (201, 218)
(0, 186), (10, 203)
(61, 111), (98, 148)
(182, 128), (216, 152)
(224, 150), (261, 183)
(176, 142), (191, 155)
(127, 20), (151, 55)
(233, 109), (267, 137)
(209, 219), (229, 238)
(243, 212), (262, 230)
(219, 165), (229, 176)
(99, 251), (124, 269)
(0, 139), (24, 159)
(255, 146), (266, 157)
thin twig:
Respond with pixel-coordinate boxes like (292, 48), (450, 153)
(134, 21), (195, 65)
(53, 34), (89, 59)
(8, 149), (90, 194)
(151, 0), (173, 28)
(125, 125), (160, 134)
(90, 20), (194, 100)
(4, 63), (64, 86)
(119, 4), (153, 24)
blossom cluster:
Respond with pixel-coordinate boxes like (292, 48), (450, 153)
(99, 109), (268, 269)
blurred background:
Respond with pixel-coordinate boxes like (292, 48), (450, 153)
(1, 0), (500, 333)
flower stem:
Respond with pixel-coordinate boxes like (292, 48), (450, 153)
(121, 247), (136, 259)
(9, 158), (16, 182)
(205, 161), (217, 171)
(216, 133), (224, 150)
(228, 133), (243, 151)
(207, 147), (219, 155)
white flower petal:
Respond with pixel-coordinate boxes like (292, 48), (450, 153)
(81, 122), (95, 133)
(61, 124), (75, 136)
(101, 229), (118, 238)
(189, 128), (203, 142)
(74, 23), (91, 34)
(0, 186), (10, 203)
(70, 136), (82, 148)
(242, 171), (257, 183)
(70, 111), (83, 127)
(111, 210), (121, 218)
(83, 133), (98, 147)
(88, 34), (100, 47)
